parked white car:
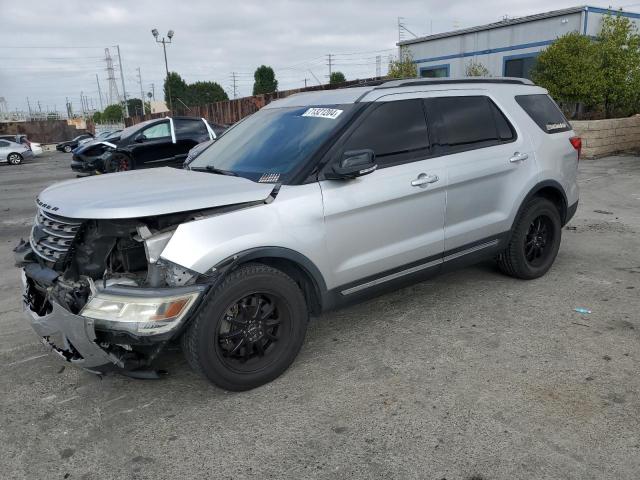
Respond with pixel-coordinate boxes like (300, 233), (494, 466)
(0, 139), (32, 165)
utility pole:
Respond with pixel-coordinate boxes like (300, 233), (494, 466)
(152, 29), (174, 112)
(326, 53), (332, 79)
(231, 72), (237, 99)
(37, 100), (42, 113)
(137, 67), (145, 116)
(375, 55), (382, 78)
(116, 44), (129, 118)
(26, 97), (32, 117)
(150, 83), (155, 101)
(96, 74), (104, 110)
(304, 78), (308, 88)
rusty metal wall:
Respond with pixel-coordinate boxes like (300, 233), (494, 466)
(0, 120), (93, 144)
(125, 77), (384, 127)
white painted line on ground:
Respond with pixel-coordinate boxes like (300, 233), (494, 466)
(4, 353), (48, 367)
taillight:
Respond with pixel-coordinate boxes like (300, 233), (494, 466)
(569, 136), (582, 161)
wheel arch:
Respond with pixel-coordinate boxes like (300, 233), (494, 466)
(513, 180), (569, 229)
(213, 247), (327, 315)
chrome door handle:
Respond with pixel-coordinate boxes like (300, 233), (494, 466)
(411, 173), (439, 187)
(509, 152), (529, 163)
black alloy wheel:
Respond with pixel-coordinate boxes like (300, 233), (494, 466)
(182, 263), (308, 391)
(216, 292), (289, 372)
(497, 197), (562, 279)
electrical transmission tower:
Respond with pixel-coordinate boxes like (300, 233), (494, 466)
(104, 48), (120, 106)
(230, 72), (237, 99)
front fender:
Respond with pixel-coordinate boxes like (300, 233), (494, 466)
(159, 183), (333, 287)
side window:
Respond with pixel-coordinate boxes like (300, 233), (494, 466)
(175, 119), (208, 139)
(426, 96), (515, 154)
(515, 94), (571, 133)
(141, 121), (171, 140)
(0, 140), (9, 147)
(341, 99), (429, 167)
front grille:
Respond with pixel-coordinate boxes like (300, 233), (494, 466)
(30, 209), (83, 263)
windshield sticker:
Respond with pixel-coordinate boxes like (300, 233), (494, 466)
(258, 173), (281, 183)
(301, 108), (343, 120)
(546, 122), (567, 131)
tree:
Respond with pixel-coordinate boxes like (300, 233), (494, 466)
(253, 65), (278, 95)
(387, 48), (417, 78)
(187, 81), (229, 105)
(126, 98), (150, 116)
(532, 13), (640, 118)
(596, 13), (640, 117)
(92, 111), (103, 124)
(102, 104), (123, 123)
(164, 71), (188, 109)
(329, 71), (346, 84)
(465, 60), (490, 77)
(532, 32), (602, 111)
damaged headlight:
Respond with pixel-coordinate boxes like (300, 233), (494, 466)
(81, 288), (203, 336)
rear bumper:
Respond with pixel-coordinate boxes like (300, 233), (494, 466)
(565, 200), (579, 225)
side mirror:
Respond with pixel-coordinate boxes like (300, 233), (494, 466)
(135, 134), (147, 143)
(326, 149), (377, 180)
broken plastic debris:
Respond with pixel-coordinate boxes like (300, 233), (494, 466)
(574, 307), (592, 314)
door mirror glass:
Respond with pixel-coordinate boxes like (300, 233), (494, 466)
(326, 149), (377, 180)
(135, 134), (147, 143)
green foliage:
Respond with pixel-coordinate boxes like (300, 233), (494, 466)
(532, 13), (640, 118)
(187, 81), (229, 105)
(102, 104), (123, 123)
(253, 65), (278, 95)
(387, 48), (417, 78)
(329, 71), (346, 84)
(126, 98), (150, 116)
(465, 60), (490, 77)
(164, 72), (188, 108)
(92, 111), (103, 123)
(596, 13), (640, 117)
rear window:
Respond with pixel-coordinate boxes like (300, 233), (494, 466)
(515, 94), (571, 133)
(426, 96), (515, 153)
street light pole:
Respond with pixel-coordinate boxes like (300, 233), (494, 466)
(152, 29), (174, 113)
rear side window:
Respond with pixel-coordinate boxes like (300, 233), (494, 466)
(426, 96), (515, 154)
(175, 119), (209, 139)
(341, 99), (429, 167)
(515, 94), (571, 133)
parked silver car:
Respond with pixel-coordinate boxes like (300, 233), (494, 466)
(0, 139), (33, 165)
(16, 78), (580, 390)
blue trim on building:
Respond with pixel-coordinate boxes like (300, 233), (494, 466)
(583, 8), (589, 34)
(419, 64), (450, 77)
(586, 6), (640, 20)
(413, 39), (555, 64)
(502, 52), (540, 76)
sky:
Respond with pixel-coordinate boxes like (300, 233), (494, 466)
(1, 0), (638, 114)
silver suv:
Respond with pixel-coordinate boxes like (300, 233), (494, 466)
(16, 78), (580, 390)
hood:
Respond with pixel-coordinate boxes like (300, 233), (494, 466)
(38, 167), (275, 219)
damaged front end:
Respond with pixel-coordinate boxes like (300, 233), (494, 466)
(16, 207), (215, 373)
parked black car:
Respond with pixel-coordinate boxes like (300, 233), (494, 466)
(71, 117), (218, 174)
(56, 133), (94, 153)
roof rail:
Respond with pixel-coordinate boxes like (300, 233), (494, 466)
(374, 77), (534, 89)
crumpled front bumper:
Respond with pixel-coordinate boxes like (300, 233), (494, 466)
(21, 271), (121, 370)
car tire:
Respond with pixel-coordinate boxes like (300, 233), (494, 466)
(497, 197), (562, 280)
(7, 153), (23, 165)
(181, 263), (308, 391)
(63, 145), (72, 153)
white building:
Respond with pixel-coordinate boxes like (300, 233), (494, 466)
(399, 6), (640, 79)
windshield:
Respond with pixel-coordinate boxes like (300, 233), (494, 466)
(189, 105), (355, 183)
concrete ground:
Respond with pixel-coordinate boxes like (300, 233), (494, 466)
(1, 152), (639, 480)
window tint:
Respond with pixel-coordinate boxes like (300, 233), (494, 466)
(427, 96), (515, 152)
(0, 140), (9, 147)
(341, 99), (429, 166)
(515, 94), (571, 133)
(175, 119), (208, 139)
(142, 121), (171, 139)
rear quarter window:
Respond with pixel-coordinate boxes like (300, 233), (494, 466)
(515, 94), (571, 134)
